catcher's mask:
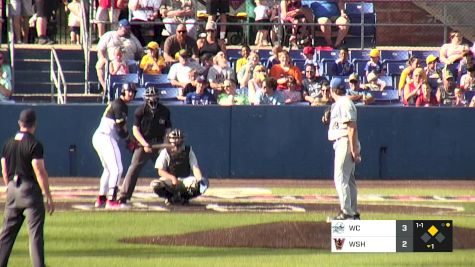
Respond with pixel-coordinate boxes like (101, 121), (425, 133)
(168, 128), (185, 147)
(144, 86), (159, 110)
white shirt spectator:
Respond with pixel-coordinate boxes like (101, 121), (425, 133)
(168, 62), (193, 85)
(129, 0), (162, 21)
(97, 31), (142, 61)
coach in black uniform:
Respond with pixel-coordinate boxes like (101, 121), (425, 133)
(0, 109), (54, 267)
(119, 86), (172, 206)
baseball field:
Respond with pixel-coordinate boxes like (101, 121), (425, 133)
(1, 178), (474, 267)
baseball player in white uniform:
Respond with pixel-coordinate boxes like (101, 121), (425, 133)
(92, 84), (136, 209)
(326, 77), (361, 220)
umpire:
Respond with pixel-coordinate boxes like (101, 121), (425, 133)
(119, 87), (172, 206)
(0, 109), (54, 267)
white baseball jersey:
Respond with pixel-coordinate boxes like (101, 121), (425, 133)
(328, 96), (357, 141)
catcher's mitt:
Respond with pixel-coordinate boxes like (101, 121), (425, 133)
(321, 107), (331, 126)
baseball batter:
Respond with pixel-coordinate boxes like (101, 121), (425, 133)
(150, 129), (209, 205)
(92, 84), (136, 209)
(326, 77), (361, 220)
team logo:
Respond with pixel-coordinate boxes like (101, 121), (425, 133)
(333, 238), (345, 250)
(332, 222), (345, 234)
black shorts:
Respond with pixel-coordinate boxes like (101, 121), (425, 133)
(206, 0), (229, 15)
(70, 26), (80, 35)
(255, 19), (270, 31)
(35, 0), (55, 18)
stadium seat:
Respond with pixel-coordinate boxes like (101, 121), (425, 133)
(142, 73), (170, 87)
(369, 90), (400, 104)
(465, 90), (475, 103)
(410, 50), (439, 62)
(289, 49), (306, 61)
(378, 75), (394, 90)
(293, 59), (306, 72)
(344, 2), (376, 48)
(319, 50), (339, 75)
(386, 61), (407, 76)
(381, 50), (409, 64)
(353, 59), (367, 77)
(157, 86), (182, 105)
(108, 73), (139, 101)
(349, 50), (371, 63)
(345, 2), (374, 15)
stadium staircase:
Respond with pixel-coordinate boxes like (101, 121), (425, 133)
(12, 46), (102, 103)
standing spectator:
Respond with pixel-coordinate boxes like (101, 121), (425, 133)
(109, 47), (129, 75)
(325, 77), (361, 220)
(128, 0), (162, 46)
(254, 77), (285, 105)
(206, 0), (229, 43)
(237, 51), (262, 88)
(207, 55), (236, 93)
(364, 48), (385, 77)
(167, 49), (194, 90)
(302, 64), (327, 105)
(398, 57), (420, 92)
(140, 41), (166, 74)
(254, 0), (272, 48)
(160, 0), (196, 38)
(185, 76), (216, 105)
(197, 21), (225, 58)
(311, 0), (349, 48)
(247, 65), (267, 104)
(235, 45), (250, 74)
(66, 0), (83, 45)
(436, 70), (457, 106)
(347, 73), (374, 105)
(460, 64), (475, 91)
(440, 30), (469, 83)
(119, 87), (172, 207)
(0, 52), (12, 103)
(415, 85), (438, 107)
(331, 47), (353, 76)
(94, 0), (126, 40)
(218, 79), (248, 105)
(269, 50), (302, 90)
(0, 109), (55, 267)
(92, 84), (136, 208)
(95, 19), (143, 93)
(9, 0), (34, 43)
(403, 68), (426, 106)
(163, 23), (199, 64)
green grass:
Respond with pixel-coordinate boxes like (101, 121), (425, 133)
(2, 185), (475, 267)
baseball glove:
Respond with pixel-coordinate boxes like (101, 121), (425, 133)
(321, 107), (331, 126)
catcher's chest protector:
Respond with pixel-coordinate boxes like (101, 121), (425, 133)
(168, 146), (191, 178)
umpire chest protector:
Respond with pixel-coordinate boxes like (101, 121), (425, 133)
(167, 146), (191, 178)
(137, 104), (170, 142)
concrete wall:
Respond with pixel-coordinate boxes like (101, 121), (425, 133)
(0, 104), (474, 180)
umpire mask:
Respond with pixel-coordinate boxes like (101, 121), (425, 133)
(144, 86), (159, 110)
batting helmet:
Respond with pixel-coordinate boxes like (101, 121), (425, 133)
(168, 128), (185, 146)
(144, 86), (159, 110)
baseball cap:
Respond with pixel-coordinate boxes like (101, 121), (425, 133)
(367, 72), (378, 82)
(349, 73), (359, 82)
(330, 77), (346, 91)
(19, 109), (36, 128)
(205, 21), (217, 31)
(175, 49), (190, 60)
(444, 69), (454, 80)
(369, 48), (380, 58)
(425, 54), (438, 64)
(303, 46), (315, 55)
(147, 41), (159, 50)
(118, 19), (130, 28)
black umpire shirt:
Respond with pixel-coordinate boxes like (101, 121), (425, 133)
(134, 103), (172, 143)
(2, 132), (44, 184)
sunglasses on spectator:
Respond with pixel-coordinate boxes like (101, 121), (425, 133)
(305, 70), (315, 73)
(178, 30), (187, 33)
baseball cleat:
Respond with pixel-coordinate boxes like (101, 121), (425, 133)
(105, 200), (121, 209)
(94, 196), (106, 208)
(332, 210), (355, 220)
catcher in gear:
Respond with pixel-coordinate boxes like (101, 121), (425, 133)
(151, 129), (209, 205)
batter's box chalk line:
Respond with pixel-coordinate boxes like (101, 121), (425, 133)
(71, 202), (169, 212)
(206, 203), (306, 213)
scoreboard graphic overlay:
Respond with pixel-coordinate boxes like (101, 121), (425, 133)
(331, 220), (453, 252)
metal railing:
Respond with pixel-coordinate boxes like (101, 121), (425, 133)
(50, 48), (68, 104)
(80, 0), (90, 94)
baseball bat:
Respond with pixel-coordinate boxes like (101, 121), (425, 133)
(149, 143), (174, 150)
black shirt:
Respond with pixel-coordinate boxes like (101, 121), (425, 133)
(134, 103), (172, 142)
(104, 98), (129, 138)
(2, 132), (43, 182)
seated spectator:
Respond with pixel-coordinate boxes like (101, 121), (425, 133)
(95, 19), (143, 93)
(347, 73), (374, 105)
(109, 47), (129, 75)
(235, 46), (250, 74)
(311, 0), (349, 48)
(254, 77), (285, 105)
(439, 30), (469, 83)
(436, 70), (457, 106)
(303, 46), (318, 68)
(218, 79), (249, 105)
(160, 0), (197, 38)
(140, 41), (166, 75)
(168, 49), (193, 89)
(453, 87), (467, 107)
(185, 76), (216, 105)
(265, 44), (282, 69)
(197, 21), (225, 58)
(425, 54), (442, 91)
(282, 75), (303, 104)
(207, 56), (236, 93)
(281, 0), (312, 47)
(311, 80), (333, 106)
(460, 64), (475, 91)
(302, 64), (328, 105)
(365, 71), (385, 91)
(248, 65), (267, 104)
(0, 52), (12, 102)
(415, 84), (438, 107)
(331, 47), (353, 76)
(404, 68), (426, 106)
(128, 0), (162, 46)
(163, 23), (199, 64)
(254, 0), (272, 48)
(398, 57), (420, 92)
(237, 51), (263, 88)
(199, 53), (214, 77)
(365, 48), (386, 77)
(177, 69), (198, 101)
(269, 50), (302, 90)
(94, 0), (126, 40)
